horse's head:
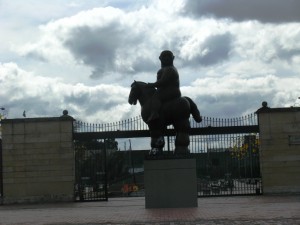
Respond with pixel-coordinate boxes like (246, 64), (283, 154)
(128, 81), (154, 105)
(128, 81), (144, 105)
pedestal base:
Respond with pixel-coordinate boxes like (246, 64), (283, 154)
(144, 158), (198, 208)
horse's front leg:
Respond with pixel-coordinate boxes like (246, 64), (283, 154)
(148, 121), (165, 155)
(174, 119), (190, 155)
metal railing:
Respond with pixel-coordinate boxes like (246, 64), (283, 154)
(74, 113), (258, 133)
(73, 113), (261, 198)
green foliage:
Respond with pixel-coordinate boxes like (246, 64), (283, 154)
(230, 134), (259, 159)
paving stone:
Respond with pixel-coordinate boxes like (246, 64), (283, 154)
(0, 196), (299, 225)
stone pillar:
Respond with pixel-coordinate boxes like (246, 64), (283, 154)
(257, 103), (300, 194)
(1, 113), (75, 204)
(144, 158), (198, 208)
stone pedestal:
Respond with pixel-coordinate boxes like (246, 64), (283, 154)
(144, 158), (198, 208)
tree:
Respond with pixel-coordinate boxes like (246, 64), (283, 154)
(230, 134), (259, 159)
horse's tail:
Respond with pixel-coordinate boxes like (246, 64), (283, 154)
(184, 96), (202, 123)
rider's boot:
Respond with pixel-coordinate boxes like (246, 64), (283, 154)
(147, 111), (159, 123)
(147, 98), (161, 123)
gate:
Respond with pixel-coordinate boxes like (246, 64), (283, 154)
(73, 113), (261, 198)
(168, 115), (261, 197)
(74, 139), (108, 201)
(192, 134), (261, 197)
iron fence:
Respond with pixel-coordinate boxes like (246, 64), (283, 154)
(74, 114), (258, 133)
(73, 113), (261, 198)
(74, 140), (108, 201)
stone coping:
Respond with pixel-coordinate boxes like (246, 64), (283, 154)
(1, 115), (75, 123)
(256, 106), (300, 114)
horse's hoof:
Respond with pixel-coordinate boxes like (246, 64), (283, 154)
(149, 148), (159, 156)
(156, 137), (165, 148)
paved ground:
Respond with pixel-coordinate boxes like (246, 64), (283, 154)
(0, 195), (300, 225)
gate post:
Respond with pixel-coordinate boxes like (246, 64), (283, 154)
(0, 139), (3, 204)
(257, 103), (300, 194)
(1, 112), (75, 204)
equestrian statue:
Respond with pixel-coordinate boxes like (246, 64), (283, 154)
(128, 50), (202, 155)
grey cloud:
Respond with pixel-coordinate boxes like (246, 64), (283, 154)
(277, 48), (300, 61)
(63, 22), (149, 78)
(199, 33), (232, 65)
(25, 51), (48, 62)
(182, 33), (233, 66)
(63, 92), (90, 106)
(5, 97), (54, 118)
(261, 42), (300, 63)
(64, 91), (123, 113)
(64, 25), (121, 78)
(130, 57), (156, 73)
(183, 0), (300, 23)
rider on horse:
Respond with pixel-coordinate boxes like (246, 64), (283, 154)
(128, 50), (202, 155)
(146, 50), (181, 123)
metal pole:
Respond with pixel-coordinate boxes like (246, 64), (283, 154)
(167, 135), (170, 153)
(129, 139), (136, 184)
(103, 139), (108, 201)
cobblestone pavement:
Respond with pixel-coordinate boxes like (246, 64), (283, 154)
(0, 196), (299, 225)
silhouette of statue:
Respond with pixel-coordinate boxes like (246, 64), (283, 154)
(147, 50), (181, 123)
(128, 50), (202, 155)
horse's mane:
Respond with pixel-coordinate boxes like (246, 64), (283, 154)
(131, 81), (147, 87)
(131, 80), (156, 95)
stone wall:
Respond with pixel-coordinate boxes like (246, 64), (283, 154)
(257, 106), (300, 194)
(1, 115), (75, 204)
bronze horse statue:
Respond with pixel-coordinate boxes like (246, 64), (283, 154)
(128, 81), (202, 155)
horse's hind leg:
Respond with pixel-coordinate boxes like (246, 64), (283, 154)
(174, 119), (190, 155)
(148, 121), (165, 155)
(150, 136), (165, 154)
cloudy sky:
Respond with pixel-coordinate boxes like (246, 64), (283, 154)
(1, 0), (300, 124)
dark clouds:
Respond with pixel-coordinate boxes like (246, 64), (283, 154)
(177, 33), (233, 69)
(197, 33), (232, 66)
(63, 22), (157, 78)
(64, 25), (123, 78)
(63, 89), (124, 114)
(277, 47), (300, 61)
(183, 0), (300, 23)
